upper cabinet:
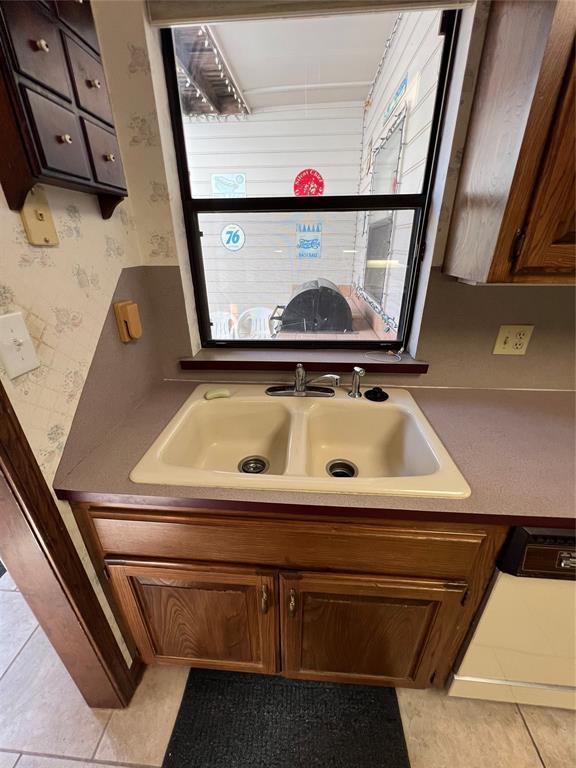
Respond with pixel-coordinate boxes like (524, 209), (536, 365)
(0, 0), (126, 219)
(443, 0), (575, 284)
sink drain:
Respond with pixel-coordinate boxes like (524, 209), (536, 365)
(238, 456), (270, 474)
(326, 459), (358, 478)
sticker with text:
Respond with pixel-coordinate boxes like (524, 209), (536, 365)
(293, 168), (325, 197)
(220, 224), (245, 251)
(296, 223), (322, 259)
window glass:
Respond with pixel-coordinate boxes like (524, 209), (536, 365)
(172, 9), (444, 198)
(198, 210), (415, 342)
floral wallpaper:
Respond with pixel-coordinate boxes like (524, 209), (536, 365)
(0, 0), (201, 661)
(92, 0), (181, 268)
(0, 185), (139, 482)
(93, 0), (201, 352)
(0, 185), (139, 664)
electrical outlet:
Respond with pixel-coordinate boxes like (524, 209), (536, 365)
(493, 325), (534, 355)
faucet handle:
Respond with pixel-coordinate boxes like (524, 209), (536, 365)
(308, 373), (341, 387)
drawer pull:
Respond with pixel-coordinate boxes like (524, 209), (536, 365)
(57, 133), (73, 145)
(288, 588), (297, 617)
(260, 584), (269, 615)
(103, 153), (116, 163)
(33, 39), (50, 53)
(87, 78), (102, 89)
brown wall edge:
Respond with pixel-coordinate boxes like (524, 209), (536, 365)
(0, 382), (142, 708)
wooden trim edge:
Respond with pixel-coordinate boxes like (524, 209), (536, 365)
(0, 381), (140, 708)
(179, 354), (429, 374)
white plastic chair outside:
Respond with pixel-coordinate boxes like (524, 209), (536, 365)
(236, 307), (273, 339)
(210, 311), (237, 340)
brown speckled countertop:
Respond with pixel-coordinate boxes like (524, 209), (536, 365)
(54, 383), (575, 526)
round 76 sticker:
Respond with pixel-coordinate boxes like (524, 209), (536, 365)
(220, 223), (245, 251)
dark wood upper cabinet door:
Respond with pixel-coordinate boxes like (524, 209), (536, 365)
(55, 0), (99, 52)
(83, 120), (125, 189)
(65, 36), (112, 124)
(24, 87), (91, 178)
(2, 1), (72, 100)
(513, 53), (575, 278)
(108, 563), (278, 674)
(280, 572), (466, 688)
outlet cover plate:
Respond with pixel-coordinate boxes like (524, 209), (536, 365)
(20, 185), (59, 246)
(0, 312), (40, 379)
(493, 325), (534, 355)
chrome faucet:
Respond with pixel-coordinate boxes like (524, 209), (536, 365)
(348, 366), (365, 398)
(294, 362), (307, 394)
(266, 363), (340, 397)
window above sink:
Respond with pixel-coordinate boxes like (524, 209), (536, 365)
(161, 7), (460, 350)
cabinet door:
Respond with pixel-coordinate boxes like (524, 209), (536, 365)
(3, 1), (72, 100)
(83, 120), (125, 189)
(109, 563), (277, 673)
(65, 37), (113, 124)
(513, 54), (575, 278)
(280, 572), (466, 688)
(56, 0), (99, 52)
(24, 87), (91, 179)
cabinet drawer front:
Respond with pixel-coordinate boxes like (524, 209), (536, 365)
(65, 37), (112, 124)
(56, 0), (99, 52)
(3, 2), (71, 100)
(83, 120), (125, 188)
(280, 572), (466, 688)
(92, 513), (487, 580)
(108, 563), (277, 672)
(24, 88), (91, 178)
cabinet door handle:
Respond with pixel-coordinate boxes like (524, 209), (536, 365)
(260, 584), (269, 614)
(103, 153), (116, 163)
(559, 552), (576, 569)
(87, 78), (102, 89)
(33, 39), (50, 52)
(57, 134), (73, 145)
(288, 588), (297, 617)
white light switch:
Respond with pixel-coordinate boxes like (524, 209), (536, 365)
(0, 312), (40, 379)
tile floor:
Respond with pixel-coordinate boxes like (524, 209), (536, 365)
(0, 569), (574, 768)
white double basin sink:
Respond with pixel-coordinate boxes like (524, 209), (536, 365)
(130, 385), (470, 499)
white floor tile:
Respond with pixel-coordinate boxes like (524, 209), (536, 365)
(520, 704), (576, 768)
(0, 591), (38, 678)
(95, 665), (188, 767)
(0, 753), (19, 768)
(17, 756), (150, 768)
(0, 573), (18, 592)
(0, 629), (110, 758)
(397, 688), (544, 768)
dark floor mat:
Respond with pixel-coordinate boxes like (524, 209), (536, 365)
(163, 669), (410, 768)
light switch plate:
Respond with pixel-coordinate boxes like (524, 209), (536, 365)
(493, 325), (535, 355)
(0, 312), (40, 379)
(20, 185), (59, 246)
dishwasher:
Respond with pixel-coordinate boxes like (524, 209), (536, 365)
(449, 527), (576, 709)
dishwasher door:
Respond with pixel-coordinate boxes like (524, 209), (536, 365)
(449, 528), (576, 710)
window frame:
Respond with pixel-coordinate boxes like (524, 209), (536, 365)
(161, 9), (460, 350)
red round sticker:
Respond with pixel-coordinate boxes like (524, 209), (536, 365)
(293, 168), (325, 197)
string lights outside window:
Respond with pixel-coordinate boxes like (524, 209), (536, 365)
(174, 25), (249, 118)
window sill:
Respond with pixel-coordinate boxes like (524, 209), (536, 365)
(180, 349), (428, 374)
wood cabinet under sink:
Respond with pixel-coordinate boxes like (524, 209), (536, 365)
(73, 501), (507, 689)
